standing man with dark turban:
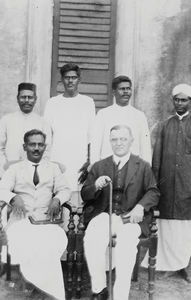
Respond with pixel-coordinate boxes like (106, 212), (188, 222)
(142, 83), (191, 282)
(0, 82), (52, 178)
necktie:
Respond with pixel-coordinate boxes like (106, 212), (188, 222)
(33, 164), (39, 186)
(117, 160), (121, 170)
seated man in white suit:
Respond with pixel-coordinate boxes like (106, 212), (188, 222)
(0, 129), (71, 300)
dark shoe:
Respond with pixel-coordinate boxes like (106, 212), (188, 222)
(91, 287), (108, 300)
(177, 268), (191, 283)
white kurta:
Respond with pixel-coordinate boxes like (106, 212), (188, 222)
(0, 159), (71, 300)
(44, 93), (95, 192)
(0, 111), (52, 177)
(91, 104), (152, 164)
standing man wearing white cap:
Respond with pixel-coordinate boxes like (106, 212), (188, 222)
(142, 83), (191, 281)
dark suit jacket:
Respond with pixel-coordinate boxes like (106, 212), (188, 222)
(81, 154), (160, 237)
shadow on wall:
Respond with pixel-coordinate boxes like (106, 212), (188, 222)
(157, 0), (191, 121)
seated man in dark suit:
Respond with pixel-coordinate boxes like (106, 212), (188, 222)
(81, 125), (159, 300)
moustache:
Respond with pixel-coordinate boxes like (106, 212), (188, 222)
(33, 151), (40, 155)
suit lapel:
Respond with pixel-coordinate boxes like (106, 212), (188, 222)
(124, 155), (140, 190)
(103, 156), (115, 180)
(101, 155), (140, 189)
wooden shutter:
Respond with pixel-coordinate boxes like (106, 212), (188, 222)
(51, 0), (116, 110)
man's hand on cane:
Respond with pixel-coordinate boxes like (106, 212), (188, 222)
(95, 176), (111, 191)
(122, 204), (144, 224)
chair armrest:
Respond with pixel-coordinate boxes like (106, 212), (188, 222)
(62, 202), (77, 215)
(28, 202), (77, 225)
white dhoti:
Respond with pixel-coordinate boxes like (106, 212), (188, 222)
(142, 219), (191, 271)
(84, 213), (141, 300)
(6, 219), (67, 300)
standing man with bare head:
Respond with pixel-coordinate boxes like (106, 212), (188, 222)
(44, 63), (95, 206)
(91, 75), (152, 165)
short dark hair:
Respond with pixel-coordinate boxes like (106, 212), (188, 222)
(60, 63), (81, 78)
(112, 76), (132, 90)
(24, 129), (46, 144)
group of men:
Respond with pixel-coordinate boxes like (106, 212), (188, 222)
(0, 62), (191, 300)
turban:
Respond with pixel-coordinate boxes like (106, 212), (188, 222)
(172, 84), (191, 97)
(18, 82), (36, 93)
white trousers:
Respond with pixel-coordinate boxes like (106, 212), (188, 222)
(6, 219), (67, 300)
(84, 213), (141, 300)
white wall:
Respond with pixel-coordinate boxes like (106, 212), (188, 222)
(0, 0), (53, 117)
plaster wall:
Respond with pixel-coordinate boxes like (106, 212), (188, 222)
(115, 0), (191, 131)
(0, 0), (53, 118)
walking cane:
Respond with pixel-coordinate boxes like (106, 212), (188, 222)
(108, 180), (113, 300)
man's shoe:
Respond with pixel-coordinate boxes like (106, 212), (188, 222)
(177, 268), (191, 283)
(91, 288), (108, 300)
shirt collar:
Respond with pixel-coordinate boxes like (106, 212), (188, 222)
(113, 103), (131, 110)
(27, 159), (41, 167)
(113, 153), (131, 169)
(176, 111), (189, 120)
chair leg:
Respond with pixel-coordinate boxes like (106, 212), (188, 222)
(148, 219), (158, 300)
(6, 251), (11, 281)
(132, 245), (141, 282)
(75, 209), (85, 299)
(66, 210), (76, 299)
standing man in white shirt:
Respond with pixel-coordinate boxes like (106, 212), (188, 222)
(44, 63), (95, 206)
(91, 75), (152, 165)
(0, 82), (52, 178)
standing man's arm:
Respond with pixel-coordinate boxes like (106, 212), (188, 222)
(78, 99), (96, 184)
(0, 165), (18, 203)
(90, 110), (105, 164)
(87, 99), (96, 147)
(152, 122), (163, 182)
(41, 118), (53, 159)
(0, 117), (8, 178)
(139, 113), (152, 165)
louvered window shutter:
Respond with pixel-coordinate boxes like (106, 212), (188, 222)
(51, 0), (116, 110)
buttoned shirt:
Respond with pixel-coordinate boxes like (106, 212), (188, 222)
(0, 111), (52, 177)
(113, 153), (131, 170)
(91, 104), (152, 164)
(44, 93), (95, 191)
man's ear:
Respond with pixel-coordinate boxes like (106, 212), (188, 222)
(78, 76), (81, 84)
(23, 143), (26, 152)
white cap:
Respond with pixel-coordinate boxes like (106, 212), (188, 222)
(172, 84), (191, 97)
